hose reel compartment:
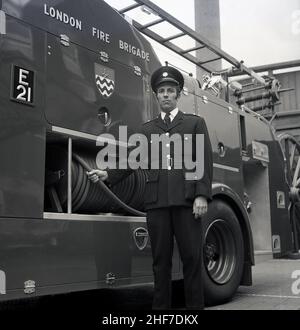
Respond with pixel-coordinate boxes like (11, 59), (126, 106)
(44, 136), (146, 215)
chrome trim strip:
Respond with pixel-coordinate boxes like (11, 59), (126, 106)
(51, 126), (97, 140)
(51, 126), (130, 147)
(43, 212), (146, 222)
(213, 163), (240, 173)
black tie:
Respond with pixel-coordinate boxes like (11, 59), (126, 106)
(164, 112), (171, 128)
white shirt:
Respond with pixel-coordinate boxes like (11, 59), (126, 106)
(160, 108), (178, 123)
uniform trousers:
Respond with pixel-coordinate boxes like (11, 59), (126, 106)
(146, 206), (204, 310)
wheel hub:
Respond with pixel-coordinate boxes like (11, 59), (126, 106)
(204, 219), (236, 285)
(205, 243), (218, 261)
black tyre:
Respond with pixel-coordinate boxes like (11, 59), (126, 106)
(203, 199), (244, 306)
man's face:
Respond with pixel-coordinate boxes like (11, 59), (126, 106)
(156, 83), (179, 113)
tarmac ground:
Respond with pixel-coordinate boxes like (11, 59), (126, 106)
(1, 258), (300, 312)
(208, 258), (300, 310)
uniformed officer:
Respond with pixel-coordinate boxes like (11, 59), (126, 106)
(87, 65), (213, 310)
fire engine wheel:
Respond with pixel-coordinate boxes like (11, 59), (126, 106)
(203, 199), (244, 306)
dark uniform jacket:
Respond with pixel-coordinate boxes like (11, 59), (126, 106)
(107, 110), (213, 210)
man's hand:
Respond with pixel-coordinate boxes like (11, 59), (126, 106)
(86, 170), (108, 183)
(193, 196), (208, 219)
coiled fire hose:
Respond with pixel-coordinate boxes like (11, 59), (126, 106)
(72, 153), (146, 217)
(45, 146), (146, 216)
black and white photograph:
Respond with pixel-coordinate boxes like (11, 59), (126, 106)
(0, 0), (300, 325)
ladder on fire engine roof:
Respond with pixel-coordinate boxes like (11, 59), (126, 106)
(112, 0), (267, 85)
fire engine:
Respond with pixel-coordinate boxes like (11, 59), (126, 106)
(0, 0), (298, 306)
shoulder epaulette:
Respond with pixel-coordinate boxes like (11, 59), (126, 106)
(142, 117), (158, 125)
(183, 113), (200, 118)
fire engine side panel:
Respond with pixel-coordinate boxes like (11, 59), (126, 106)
(267, 137), (293, 257)
(0, 14), (46, 219)
(45, 33), (152, 136)
(0, 215), (163, 300)
(193, 90), (243, 199)
(243, 116), (292, 257)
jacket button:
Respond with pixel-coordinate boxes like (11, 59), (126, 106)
(166, 132), (169, 137)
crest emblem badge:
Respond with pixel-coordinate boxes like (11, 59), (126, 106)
(133, 227), (149, 251)
(95, 63), (115, 98)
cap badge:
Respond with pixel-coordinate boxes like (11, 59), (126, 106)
(162, 72), (168, 77)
